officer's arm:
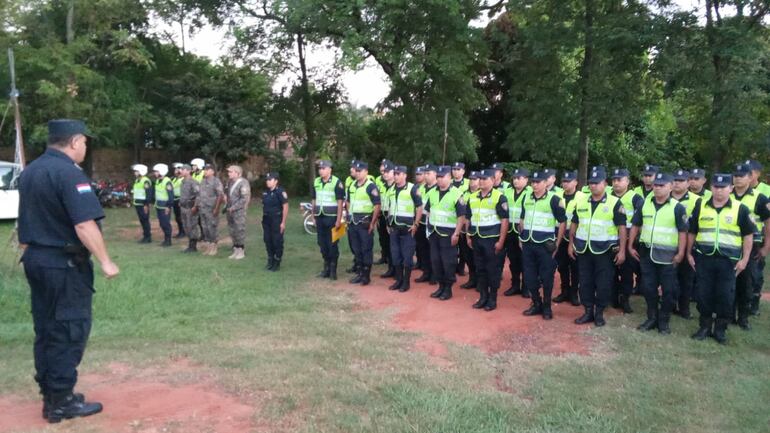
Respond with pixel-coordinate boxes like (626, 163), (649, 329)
(75, 220), (119, 278)
(553, 196), (567, 248)
(414, 205), (423, 230)
(282, 201), (289, 226)
(499, 218), (509, 244)
(370, 204), (381, 231)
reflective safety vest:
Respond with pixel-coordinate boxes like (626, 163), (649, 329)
(674, 191), (700, 218)
(520, 191), (558, 243)
(154, 177), (172, 209)
(132, 176), (150, 205)
(452, 178), (469, 193)
(344, 176), (355, 201)
(314, 175), (340, 216)
(633, 185), (652, 199)
(427, 186), (462, 236)
(505, 186), (531, 234)
(695, 199), (743, 260)
(388, 182), (417, 226)
(192, 171), (204, 183)
(564, 190), (586, 241)
(349, 179), (374, 214)
(691, 188), (712, 201)
(494, 180), (511, 192)
(380, 182), (394, 213)
(418, 184), (436, 225)
(550, 185), (564, 198)
(573, 194), (620, 254)
(615, 190), (640, 229)
(756, 182), (770, 199)
(172, 177), (183, 199)
(734, 189), (765, 243)
(468, 189), (504, 238)
(639, 196), (681, 264)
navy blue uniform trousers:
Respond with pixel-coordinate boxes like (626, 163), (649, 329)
(429, 232), (458, 285)
(389, 225), (415, 268)
(472, 236), (505, 295)
(262, 213), (284, 260)
(695, 253), (736, 321)
(316, 215), (339, 261)
(349, 222), (374, 268)
(156, 207), (172, 240)
(135, 205), (151, 239)
(578, 251), (615, 309)
(639, 247), (677, 314)
(522, 242), (557, 304)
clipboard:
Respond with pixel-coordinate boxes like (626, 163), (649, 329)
(332, 223), (348, 243)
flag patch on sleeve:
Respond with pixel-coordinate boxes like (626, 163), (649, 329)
(76, 183), (92, 194)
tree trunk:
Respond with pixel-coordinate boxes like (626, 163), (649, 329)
(577, 0), (595, 185)
(705, 0), (725, 172)
(297, 32), (316, 195)
(66, 0), (75, 44)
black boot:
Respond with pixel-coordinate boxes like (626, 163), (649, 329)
(750, 295), (760, 316)
(415, 271), (432, 283)
(553, 289), (570, 303)
(374, 255), (387, 265)
(657, 312), (671, 335)
(160, 238), (172, 247)
(183, 239), (197, 253)
(47, 393), (102, 424)
(737, 315), (752, 331)
(430, 283), (445, 298)
(637, 306), (658, 331)
(712, 318), (728, 344)
(594, 307), (606, 327)
(317, 261), (331, 278)
(349, 265), (363, 284)
(175, 230), (186, 239)
(472, 288), (488, 309)
(439, 284), (453, 301)
(460, 275), (476, 289)
(389, 265), (404, 290)
(329, 260), (338, 281)
(504, 285), (522, 297)
(569, 286), (580, 306)
(265, 257), (274, 271)
(380, 265), (396, 278)
(691, 316), (713, 340)
(523, 300), (543, 316)
(271, 258), (281, 272)
(620, 295), (633, 314)
(575, 306), (594, 324)
(359, 266), (371, 286)
(399, 267), (412, 292)
(43, 392), (84, 420)
(484, 288), (498, 311)
(138, 236), (152, 244)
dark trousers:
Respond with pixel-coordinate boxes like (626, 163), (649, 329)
(316, 215), (339, 261)
(25, 259), (93, 396)
(134, 205), (151, 239)
(578, 251), (615, 309)
(695, 253), (736, 321)
(676, 260), (695, 312)
(415, 224), (431, 273)
(754, 256), (765, 301)
(472, 236), (505, 294)
(172, 200), (184, 234)
(734, 246), (760, 320)
(429, 232), (458, 285)
(522, 242), (557, 305)
(556, 240), (578, 293)
(156, 207), (172, 240)
(350, 222), (374, 268)
(458, 233), (475, 276)
(614, 255), (639, 302)
(389, 225), (416, 267)
(639, 248), (678, 314)
(377, 216), (390, 262)
(505, 231), (523, 291)
(262, 213), (284, 260)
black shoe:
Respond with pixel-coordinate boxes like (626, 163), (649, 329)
(472, 291), (488, 309)
(271, 259), (281, 272)
(398, 268), (412, 292)
(575, 307), (594, 324)
(374, 256), (387, 265)
(712, 319), (728, 344)
(429, 279), (438, 285)
(522, 290), (531, 299)
(160, 239), (172, 247)
(349, 273), (363, 284)
(329, 261), (338, 281)
(388, 266), (404, 290)
(43, 393), (84, 420)
(174, 231), (186, 239)
(359, 266), (371, 286)
(47, 393), (102, 424)
(691, 317), (713, 340)
(265, 258), (274, 271)
(620, 295), (633, 314)
(737, 317), (752, 331)
(594, 308), (606, 327)
(182, 240), (198, 253)
(750, 297), (760, 316)
(542, 308), (553, 320)
(380, 265), (396, 278)
(139, 237), (152, 244)
(317, 261), (331, 278)
(460, 278), (476, 289)
(504, 286), (521, 297)
(484, 290), (498, 311)
(415, 272), (431, 283)
(523, 303), (543, 316)
(430, 284), (444, 298)
(637, 318), (658, 331)
(439, 285), (453, 301)
(553, 291), (570, 303)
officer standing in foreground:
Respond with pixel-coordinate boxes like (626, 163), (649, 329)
(262, 172), (289, 271)
(503, 168), (531, 297)
(415, 165), (437, 284)
(196, 164), (224, 256)
(225, 165), (251, 260)
(569, 168), (627, 327)
(347, 161), (381, 285)
(312, 160), (345, 280)
(459, 171), (480, 289)
(425, 166), (466, 301)
(633, 164), (659, 199)
(152, 163), (175, 247)
(688, 174), (754, 344)
(178, 164), (201, 253)
(628, 173), (688, 334)
(519, 171), (567, 320)
(611, 168), (644, 313)
(466, 169), (509, 311)
(131, 163), (153, 243)
(344, 159), (359, 274)
(385, 165), (423, 292)
(554, 170), (583, 306)
(171, 163), (185, 238)
(671, 169), (700, 318)
(451, 162), (469, 276)
(18, 119), (119, 423)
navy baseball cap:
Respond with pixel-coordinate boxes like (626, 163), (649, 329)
(452, 162), (465, 169)
(611, 168), (630, 179)
(490, 162), (506, 171)
(711, 173), (732, 187)
(745, 159), (763, 171)
(424, 164), (438, 172)
(469, 171), (480, 180)
(354, 161), (368, 170)
(562, 170), (578, 181)
(653, 173), (673, 185)
(530, 171), (546, 182)
(380, 158), (393, 167)
(642, 164), (660, 176)
(734, 163), (752, 177)
(48, 119), (93, 140)
(673, 169), (689, 181)
(382, 161), (395, 172)
(394, 165), (407, 174)
(512, 168), (530, 178)
(590, 165), (607, 173)
(587, 169), (607, 184)
(689, 168), (706, 179)
(543, 168), (557, 178)
(435, 166), (451, 177)
(415, 166), (425, 174)
(478, 169), (495, 179)
(349, 159), (359, 168)
(317, 160), (333, 168)
(265, 171), (279, 180)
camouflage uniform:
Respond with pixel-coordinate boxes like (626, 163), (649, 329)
(180, 178), (201, 240)
(226, 177), (251, 246)
(197, 176), (224, 243)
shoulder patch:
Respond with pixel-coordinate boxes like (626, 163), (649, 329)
(76, 183), (92, 194)
(682, 213), (689, 224)
(458, 197), (465, 206)
(618, 206), (626, 215)
(501, 202), (508, 211)
(282, 191), (288, 200)
(371, 189), (379, 197)
(558, 198), (566, 208)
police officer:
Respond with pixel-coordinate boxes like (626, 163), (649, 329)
(196, 164), (224, 256)
(745, 159), (770, 316)
(520, 171), (567, 320)
(262, 172), (288, 271)
(543, 168), (563, 196)
(503, 168), (531, 297)
(190, 158), (205, 183)
(225, 165), (251, 260)
(491, 162), (511, 191)
(347, 161), (381, 285)
(688, 168), (711, 200)
(415, 165), (437, 284)
(171, 163), (185, 238)
(152, 163), (175, 247)
(413, 165), (427, 273)
(466, 169), (509, 311)
(730, 163), (770, 330)
(131, 163), (153, 243)
(312, 160), (345, 279)
(451, 162), (469, 276)
(459, 171), (480, 289)
(628, 173), (688, 334)
(374, 159), (394, 267)
(386, 165), (423, 292)
(569, 168), (627, 327)
(611, 168), (644, 312)
(344, 159), (359, 274)
(671, 169), (700, 318)
(426, 166), (466, 300)
(633, 164), (659, 199)
(554, 170), (583, 306)
(178, 164), (201, 253)
(688, 174), (755, 344)
(18, 119), (119, 423)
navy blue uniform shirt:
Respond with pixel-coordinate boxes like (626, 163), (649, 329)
(263, 186), (288, 215)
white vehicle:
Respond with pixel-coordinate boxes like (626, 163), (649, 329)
(0, 161), (21, 220)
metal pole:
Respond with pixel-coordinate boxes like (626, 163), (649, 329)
(442, 108), (448, 165)
(8, 48), (25, 168)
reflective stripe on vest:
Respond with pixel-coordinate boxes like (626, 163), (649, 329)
(676, 192), (700, 218)
(695, 199), (743, 260)
(468, 189), (504, 238)
(192, 171), (204, 183)
(350, 180), (374, 214)
(427, 186), (462, 235)
(155, 177), (172, 209)
(389, 183), (416, 226)
(520, 191), (557, 243)
(314, 175), (340, 216)
(505, 186), (531, 234)
(172, 177), (183, 198)
(734, 190), (764, 243)
(564, 191), (586, 241)
(616, 190), (640, 229)
(132, 176), (149, 205)
(573, 194), (620, 254)
(639, 196), (680, 264)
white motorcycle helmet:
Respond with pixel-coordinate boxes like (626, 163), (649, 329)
(172, 162), (183, 169)
(131, 164), (148, 176)
(153, 163), (169, 177)
(190, 158), (205, 170)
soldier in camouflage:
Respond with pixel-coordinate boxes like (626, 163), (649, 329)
(225, 165), (251, 260)
(196, 164), (225, 256)
(179, 164), (201, 253)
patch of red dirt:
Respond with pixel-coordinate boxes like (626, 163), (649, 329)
(0, 359), (257, 433)
(761, 292), (770, 302)
(342, 267), (598, 356)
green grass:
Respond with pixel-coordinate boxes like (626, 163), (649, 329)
(1, 200), (769, 433)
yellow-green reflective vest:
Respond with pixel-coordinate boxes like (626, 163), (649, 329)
(349, 179), (374, 214)
(418, 184), (435, 225)
(615, 190), (640, 229)
(344, 176), (355, 200)
(520, 191), (558, 243)
(756, 182), (770, 199)
(581, 185), (613, 195)
(132, 176), (150, 205)
(380, 182), (394, 213)
(427, 186), (462, 235)
(573, 194), (620, 254)
(192, 171), (204, 183)
(468, 189), (504, 238)
(452, 178), (470, 193)
(633, 185), (652, 199)
(695, 199), (743, 260)
(314, 175), (340, 216)
(155, 177), (172, 209)
(673, 191), (700, 218)
(505, 186), (531, 234)
(495, 180), (511, 192)
(172, 177), (183, 198)
(734, 189), (764, 243)
(565, 190), (586, 241)
(639, 196), (680, 264)
(550, 185), (564, 197)
(388, 182), (417, 226)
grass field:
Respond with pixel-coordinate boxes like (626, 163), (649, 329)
(1, 201), (769, 433)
